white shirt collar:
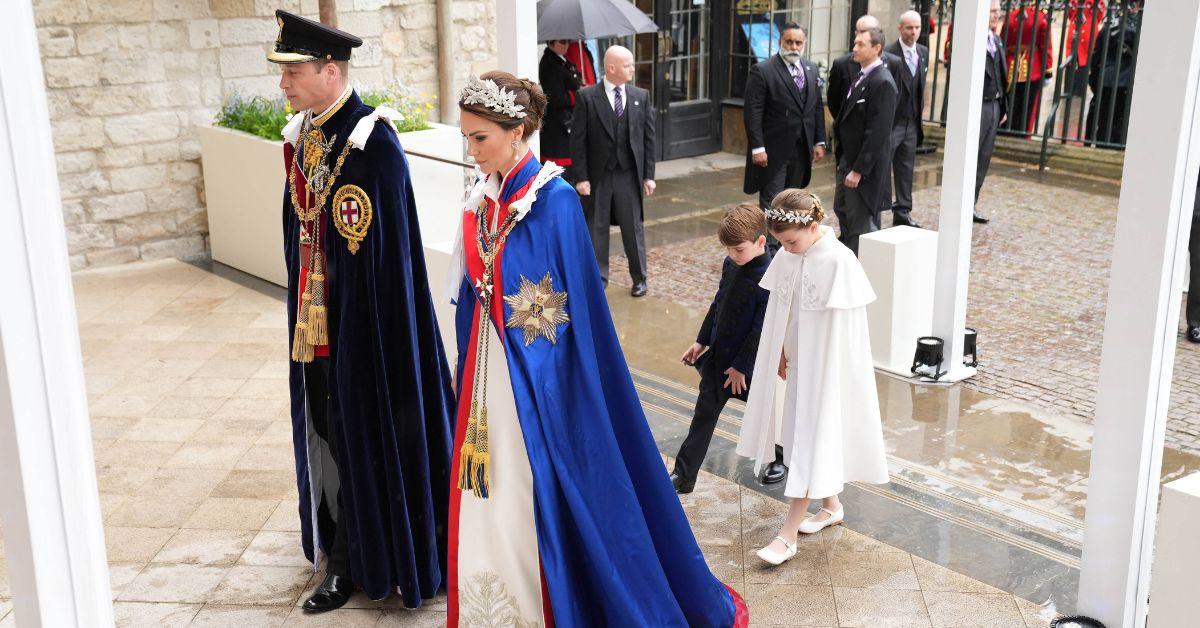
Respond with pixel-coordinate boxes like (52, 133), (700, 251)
(900, 40), (917, 56)
(861, 58), (884, 74)
(603, 77), (624, 94)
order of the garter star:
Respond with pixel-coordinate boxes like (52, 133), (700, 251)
(504, 273), (570, 346)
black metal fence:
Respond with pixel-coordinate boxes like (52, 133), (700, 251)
(920, 0), (1144, 168)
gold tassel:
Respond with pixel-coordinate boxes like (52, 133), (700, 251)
(472, 407), (490, 498)
(308, 271), (328, 346)
(458, 401), (479, 492)
(291, 281), (315, 363)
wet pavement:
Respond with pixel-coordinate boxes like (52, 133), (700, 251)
(609, 152), (1200, 458)
(0, 258), (1062, 627)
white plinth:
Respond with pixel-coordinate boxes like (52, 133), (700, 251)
(859, 227), (939, 377)
(1149, 472), (1200, 626)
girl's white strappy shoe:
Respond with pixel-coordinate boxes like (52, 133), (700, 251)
(798, 506), (844, 534)
(756, 535), (799, 566)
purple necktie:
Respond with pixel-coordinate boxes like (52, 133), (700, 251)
(792, 64), (806, 92)
(614, 85), (624, 118)
(847, 70), (864, 98)
(986, 32), (997, 57)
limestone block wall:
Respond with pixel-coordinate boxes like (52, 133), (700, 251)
(34, 0), (497, 269)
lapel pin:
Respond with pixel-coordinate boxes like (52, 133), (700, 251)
(634, 100), (639, 105)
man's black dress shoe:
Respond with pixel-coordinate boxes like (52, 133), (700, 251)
(303, 573), (355, 613)
(1187, 326), (1200, 343)
(973, 212), (990, 224)
(670, 472), (695, 494)
(893, 213), (923, 229)
(760, 461), (787, 485)
(631, 282), (648, 297)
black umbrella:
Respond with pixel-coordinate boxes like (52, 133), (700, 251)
(536, 0), (659, 41)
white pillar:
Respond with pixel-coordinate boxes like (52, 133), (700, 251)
(928, 0), (989, 383)
(0, 2), (114, 626)
(1077, 3), (1200, 626)
(496, 0), (540, 80)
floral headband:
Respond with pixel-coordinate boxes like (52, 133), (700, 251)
(764, 194), (823, 225)
(459, 76), (527, 119)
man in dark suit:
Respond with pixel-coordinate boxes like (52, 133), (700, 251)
(1187, 174), (1200, 344)
(883, 11), (929, 228)
(827, 14), (884, 121)
(742, 22), (827, 249)
(569, 45), (657, 297)
(833, 27), (898, 255)
(538, 39), (582, 170)
(974, 0), (1009, 224)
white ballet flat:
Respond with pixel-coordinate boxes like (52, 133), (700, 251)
(756, 535), (798, 566)
(798, 506), (844, 534)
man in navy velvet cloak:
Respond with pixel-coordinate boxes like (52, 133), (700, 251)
(268, 11), (454, 614)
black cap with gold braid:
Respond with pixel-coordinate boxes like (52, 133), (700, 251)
(268, 10), (362, 64)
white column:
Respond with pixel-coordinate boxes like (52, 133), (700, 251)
(1077, 2), (1200, 626)
(0, 2), (114, 626)
(496, 0), (540, 80)
(928, 0), (989, 383)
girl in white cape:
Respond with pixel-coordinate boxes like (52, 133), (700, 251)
(737, 189), (890, 566)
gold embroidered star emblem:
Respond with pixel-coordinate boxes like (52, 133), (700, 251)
(503, 273), (570, 346)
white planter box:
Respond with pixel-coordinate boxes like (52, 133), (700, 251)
(198, 122), (467, 289)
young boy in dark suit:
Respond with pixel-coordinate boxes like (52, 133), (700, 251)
(671, 204), (780, 493)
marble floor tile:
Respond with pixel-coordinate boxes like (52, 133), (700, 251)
(343, 591), (449, 612)
(163, 442), (254, 470)
(104, 526), (176, 562)
(89, 395), (164, 418)
(823, 526), (908, 554)
(108, 563), (147, 598)
(255, 421), (298, 446)
(121, 325), (190, 342)
(85, 372), (125, 396)
(211, 397), (289, 421)
(152, 529), (255, 566)
(111, 601), (200, 627)
(214, 342), (284, 361)
(209, 565), (312, 606)
(147, 395), (227, 420)
(193, 358), (268, 380)
(188, 603), (292, 627)
(183, 498), (280, 531)
(138, 468), (229, 502)
(834, 587), (933, 627)
(922, 591), (1025, 628)
(211, 470), (296, 500)
(700, 543), (745, 586)
(235, 444), (303, 472)
(117, 563), (230, 603)
(90, 416), (140, 441)
(108, 376), (188, 399)
(189, 419), (272, 445)
(95, 466), (158, 496)
(376, 609), (448, 627)
(744, 547), (831, 586)
(100, 493), (130, 521)
(252, 360), (291, 380)
(743, 583), (838, 626)
(828, 551), (920, 590)
(262, 500), (302, 533)
(124, 358), (207, 381)
(120, 417), (204, 442)
(235, 378), (292, 400)
(1014, 595), (1057, 628)
(171, 377), (248, 399)
(912, 556), (1006, 595)
(106, 494), (203, 528)
(281, 606), (382, 626)
(93, 440), (182, 469)
(239, 531), (310, 567)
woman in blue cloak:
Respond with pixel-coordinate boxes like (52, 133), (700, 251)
(443, 71), (749, 627)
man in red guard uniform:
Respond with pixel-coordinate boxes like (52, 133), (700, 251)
(269, 10), (455, 614)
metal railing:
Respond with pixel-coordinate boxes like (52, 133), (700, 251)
(922, 0), (1144, 170)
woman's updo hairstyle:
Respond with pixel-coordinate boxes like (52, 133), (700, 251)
(458, 71), (548, 140)
(767, 188), (825, 232)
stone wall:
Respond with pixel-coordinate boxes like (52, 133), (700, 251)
(34, 0), (497, 269)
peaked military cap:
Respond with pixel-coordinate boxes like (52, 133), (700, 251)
(268, 10), (362, 64)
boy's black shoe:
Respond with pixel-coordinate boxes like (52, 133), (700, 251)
(760, 461), (787, 485)
(972, 212), (989, 224)
(1187, 326), (1200, 343)
(670, 472), (695, 494)
(302, 574), (355, 613)
(631, 282), (648, 297)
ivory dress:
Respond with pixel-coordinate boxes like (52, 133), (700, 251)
(736, 226), (890, 499)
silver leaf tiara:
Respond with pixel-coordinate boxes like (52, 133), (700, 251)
(765, 193), (823, 225)
(459, 76), (527, 119)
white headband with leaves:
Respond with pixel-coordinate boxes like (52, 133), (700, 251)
(765, 194), (823, 225)
(459, 76), (527, 119)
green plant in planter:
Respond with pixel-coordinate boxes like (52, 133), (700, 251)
(214, 85), (432, 141)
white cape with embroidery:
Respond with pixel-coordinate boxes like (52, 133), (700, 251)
(736, 226), (890, 499)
